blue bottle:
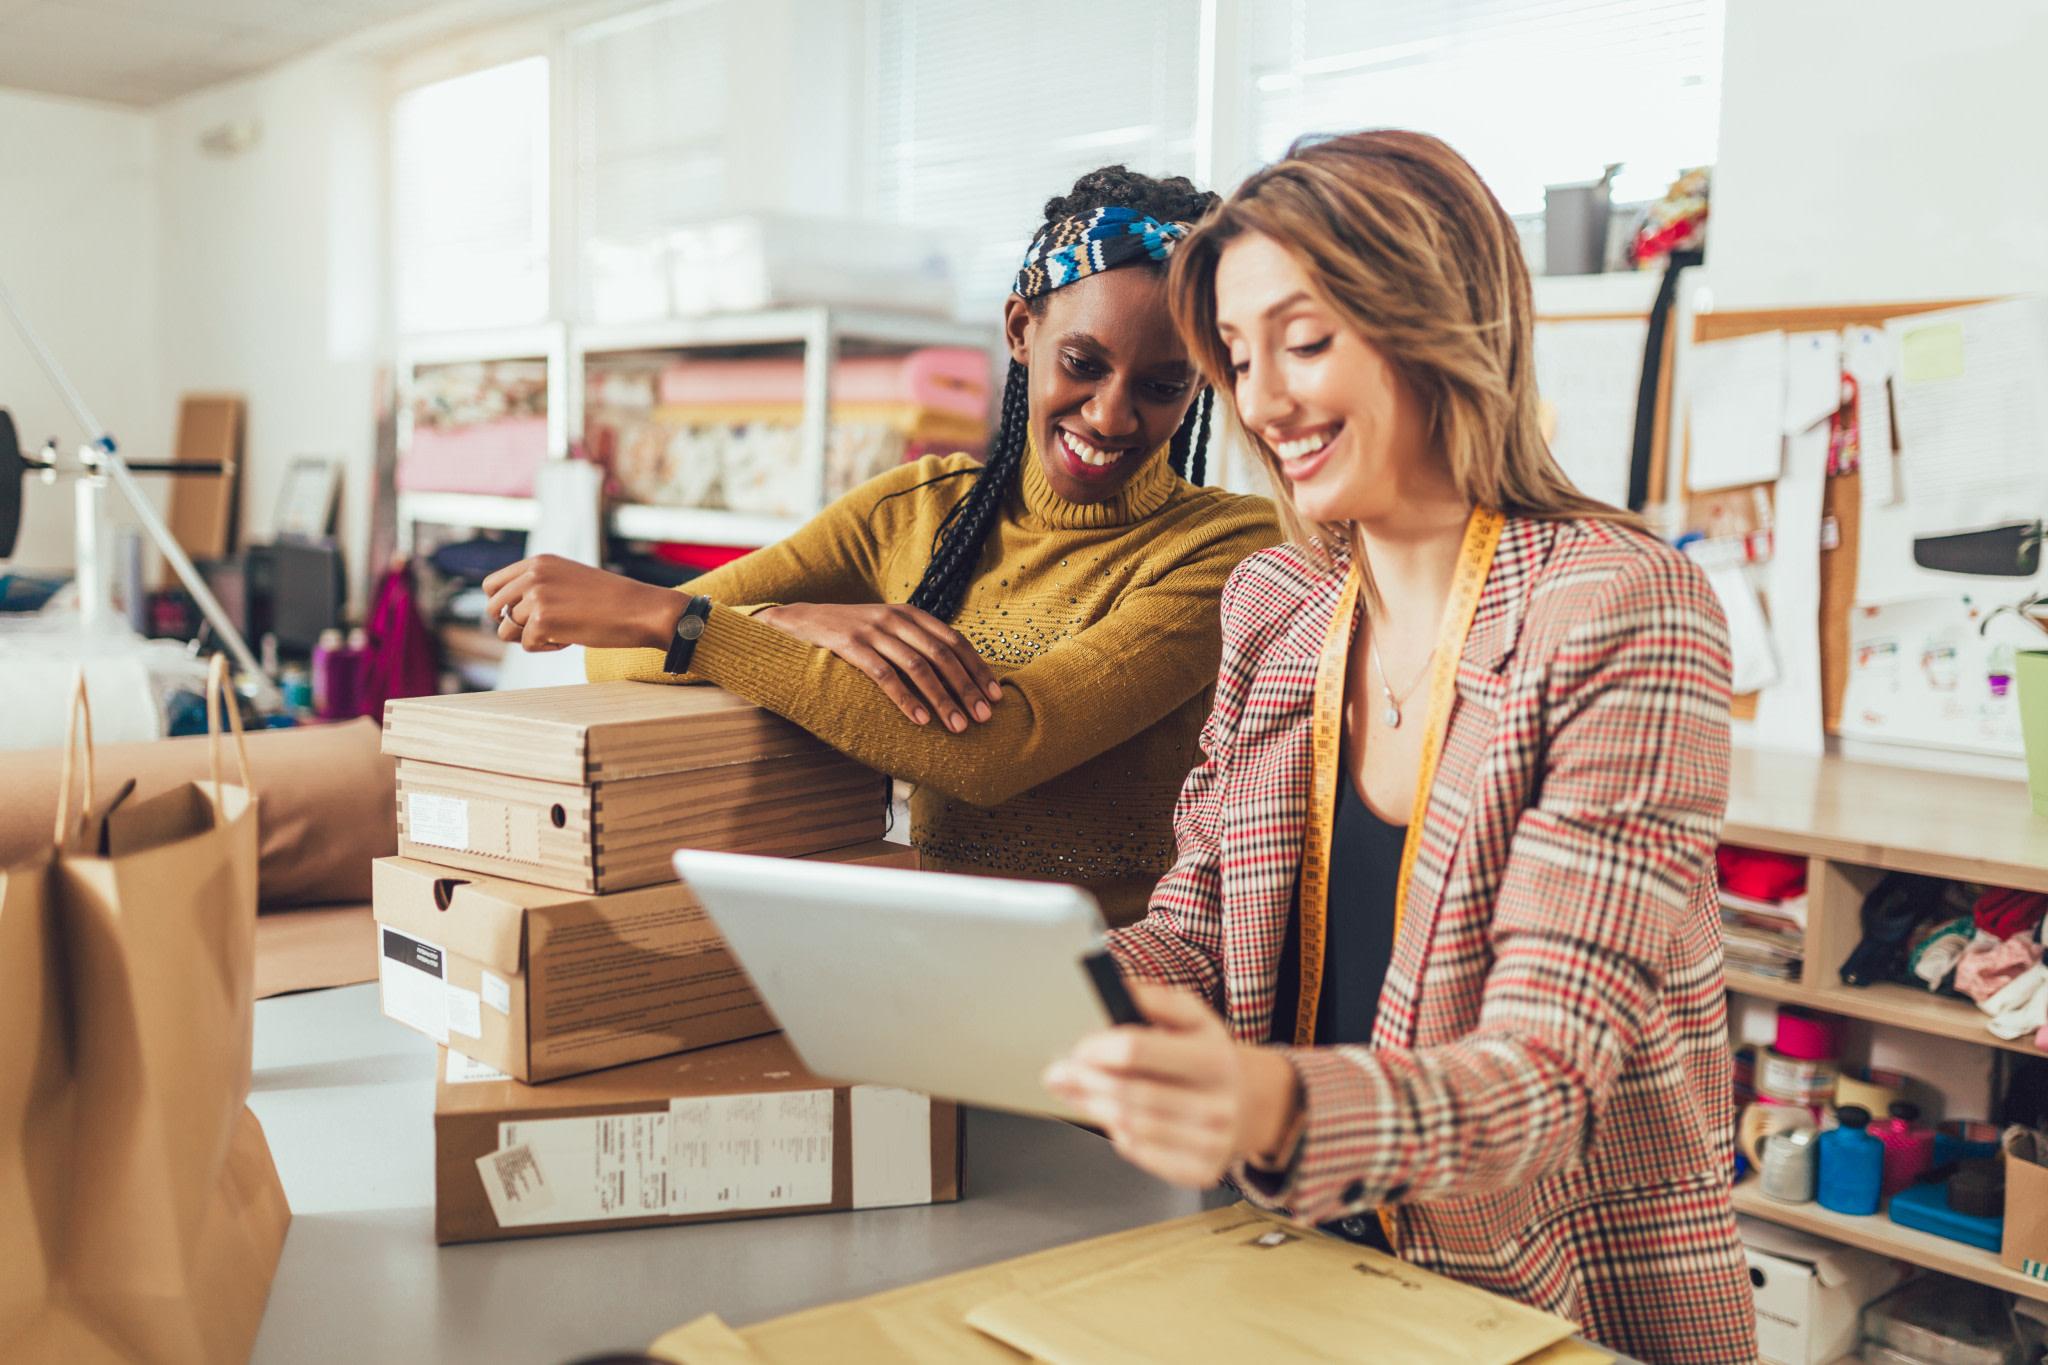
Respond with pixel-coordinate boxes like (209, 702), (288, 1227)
(1817, 1104), (1884, 1215)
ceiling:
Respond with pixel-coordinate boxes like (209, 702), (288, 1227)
(0, 0), (454, 107)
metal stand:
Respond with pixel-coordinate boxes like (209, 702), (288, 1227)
(0, 273), (279, 708)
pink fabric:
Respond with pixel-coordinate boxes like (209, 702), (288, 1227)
(396, 417), (550, 496)
(355, 563), (440, 720)
(1955, 932), (2045, 1003)
(655, 349), (991, 419)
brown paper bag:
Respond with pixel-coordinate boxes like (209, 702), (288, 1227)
(0, 658), (291, 1364)
(2003, 1128), (2048, 1281)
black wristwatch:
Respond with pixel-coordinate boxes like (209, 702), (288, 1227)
(662, 595), (713, 674)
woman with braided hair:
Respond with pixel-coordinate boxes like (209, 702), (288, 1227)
(484, 166), (1279, 924)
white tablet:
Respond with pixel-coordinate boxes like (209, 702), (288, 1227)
(672, 848), (1137, 1117)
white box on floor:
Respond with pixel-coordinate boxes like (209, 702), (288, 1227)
(1740, 1216), (1909, 1365)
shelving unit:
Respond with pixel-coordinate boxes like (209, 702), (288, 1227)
(1731, 1181), (2046, 1303)
(1722, 746), (2047, 1300)
(574, 306), (998, 548)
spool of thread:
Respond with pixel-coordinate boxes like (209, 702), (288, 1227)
(1739, 1101), (1814, 1167)
(1950, 1157), (2005, 1218)
(1834, 1067), (1907, 1116)
(1758, 1048), (1839, 1108)
(1774, 1006), (1843, 1061)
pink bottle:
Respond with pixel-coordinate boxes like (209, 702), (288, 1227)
(1872, 1101), (1933, 1197)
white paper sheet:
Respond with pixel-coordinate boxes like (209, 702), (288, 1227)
(1688, 331), (1786, 492)
(1783, 331), (1842, 434)
(1837, 596), (2028, 757)
(1749, 426), (1827, 754)
(1846, 325), (1897, 505)
(1703, 564), (1780, 695)
(447, 1050), (511, 1084)
(1887, 298), (2048, 537)
(1532, 317), (1648, 507)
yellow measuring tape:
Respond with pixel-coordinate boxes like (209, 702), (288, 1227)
(1293, 506), (1505, 1048)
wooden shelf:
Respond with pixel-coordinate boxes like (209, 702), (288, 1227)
(1726, 970), (2046, 1057)
(1732, 1180), (2046, 1303)
(1726, 748), (2048, 894)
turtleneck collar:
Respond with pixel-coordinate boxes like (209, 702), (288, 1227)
(1015, 431), (1181, 531)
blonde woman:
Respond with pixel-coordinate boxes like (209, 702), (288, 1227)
(1045, 131), (1754, 1363)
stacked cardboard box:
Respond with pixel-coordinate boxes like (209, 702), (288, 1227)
(373, 681), (959, 1242)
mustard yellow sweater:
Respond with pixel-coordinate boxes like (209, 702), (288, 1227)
(587, 448), (1279, 924)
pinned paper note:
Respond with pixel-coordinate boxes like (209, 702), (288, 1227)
(1687, 332), (1786, 492)
(1782, 331), (1842, 434)
(1703, 565), (1779, 695)
(1900, 321), (1966, 382)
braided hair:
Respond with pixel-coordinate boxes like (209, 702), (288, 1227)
(905, 166), (1221, 623)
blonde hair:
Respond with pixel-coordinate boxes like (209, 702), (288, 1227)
(1169, 130), (1636, 589)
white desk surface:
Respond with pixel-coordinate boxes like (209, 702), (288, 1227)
(248, 984), (1634, 1365)
(247, 984), (1220, 1364)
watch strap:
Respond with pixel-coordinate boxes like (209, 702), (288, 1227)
(662, 595), (713, 675)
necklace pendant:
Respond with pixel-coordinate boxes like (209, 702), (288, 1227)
(1383, 704), (1402, 728)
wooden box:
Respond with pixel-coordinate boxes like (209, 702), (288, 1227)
(383, 683), (889, 892)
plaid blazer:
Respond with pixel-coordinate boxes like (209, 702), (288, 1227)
(1110, 516), (1757, 1365)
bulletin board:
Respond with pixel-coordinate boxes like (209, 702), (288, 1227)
(1671, 300), (1988, 731)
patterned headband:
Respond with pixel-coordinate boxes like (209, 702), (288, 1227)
(1013, 206), (1192, 300)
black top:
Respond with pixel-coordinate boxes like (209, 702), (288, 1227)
(1271, 771), (1408, 1045)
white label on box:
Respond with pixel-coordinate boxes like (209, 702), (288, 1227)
(669, 1089), (834, 1217)
(447, 1050), (511, 1084)
(497, 1114), (672, 1226)
(481, 971), (512, 1015)
(446, 984), (483, 1039)
(407, 791), (470, 851)
(378, 927), (448, 1044)
(476, 1142), (554, 1226)
(851, 1086), (932, 1210)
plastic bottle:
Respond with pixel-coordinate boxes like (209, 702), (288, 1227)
(1871, 1101), (1934, 1197)
(312, 629), (348, 719)
(1816, 1104), (1885, 1215)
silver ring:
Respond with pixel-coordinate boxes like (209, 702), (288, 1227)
(499, 603), (515, 625)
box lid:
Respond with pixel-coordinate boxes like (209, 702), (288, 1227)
(382, 682), (824, 783)
(1739, 1215), (1891, 1289)
(435, 1031), (817, 1115)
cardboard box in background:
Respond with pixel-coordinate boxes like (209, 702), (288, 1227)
(1740, 1217), (1909, 1365)
(2002, 1127), (2048, 1279)
(436, 1032), (961, 1245)
(375, 841), (918, 1082)
(383, 681), (890, 893)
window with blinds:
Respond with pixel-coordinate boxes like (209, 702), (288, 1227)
(868, 0), (1205, 314)
(570, 0), (731, 324)
(391, 56), (551, 336)
(1241, 0), (1724, 214)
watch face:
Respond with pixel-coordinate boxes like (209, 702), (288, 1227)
(678, 615), (706, 641)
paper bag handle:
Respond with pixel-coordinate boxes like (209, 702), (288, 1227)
(53, 669), (96, 846)
(205, 653), (254, 808)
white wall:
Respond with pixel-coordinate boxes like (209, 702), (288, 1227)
(1713, 0), (2048, 308)
(153, 52), (386, 614)
(0, 87), (160, 573)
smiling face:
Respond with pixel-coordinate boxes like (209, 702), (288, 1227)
(1004, 268), (1199, 505)
(1212, 231), (1450, 529)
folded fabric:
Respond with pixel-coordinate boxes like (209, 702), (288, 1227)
(1974, 886), (2048, 941)
(1956, 933), (2044, 1004)
(1909, 915), (1978, 987)
(1985, 963), (2048, 1039)
(1717, 846), (1808, 903)
(1840, 872), (1957, 987)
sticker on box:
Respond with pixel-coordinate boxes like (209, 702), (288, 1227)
(446, 984), (483, 1039)
(407, 791), (470, 851)
(852, 1086), (932, 1209)
(380, 927), (448, 1044)
(476, 1143), (554, 1226)
(669, 1089), (833, 1216)
(497, 1114), (672, 1225)
(447, 1051), (511, 1084)
(482, 971), (512, 1015)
